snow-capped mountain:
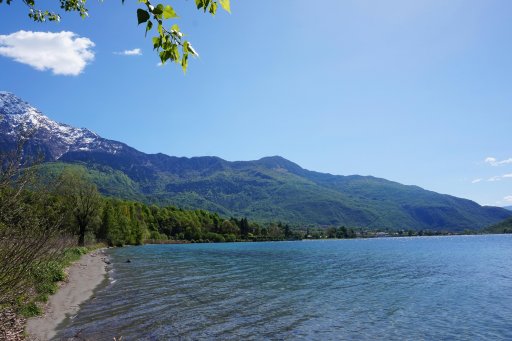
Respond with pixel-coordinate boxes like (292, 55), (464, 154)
(0, 92), (126, 160)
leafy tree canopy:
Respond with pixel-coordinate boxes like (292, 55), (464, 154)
(0, 0), (231, 72)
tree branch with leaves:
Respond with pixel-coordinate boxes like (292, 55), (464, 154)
(0, 0), (231, 72)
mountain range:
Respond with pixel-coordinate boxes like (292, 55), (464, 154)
(1, 91), (510, 231)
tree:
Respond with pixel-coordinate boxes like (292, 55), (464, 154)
(0, 138), (68, 305)
(283, 224), (292, 239)
(326, 227), (337, 239)
(336, 226), (347, 239)
(98, 200), (115, 242)
(239, 217), (249, 237)
(0, 0), (231, 72)
(267, 223), (285, 240)
(220, 219), (239, 235)
(58, 168), (101, 246)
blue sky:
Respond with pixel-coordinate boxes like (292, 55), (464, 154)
(0, 0), (511, 206)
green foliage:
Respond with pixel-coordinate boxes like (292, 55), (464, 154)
(0, 141), (70, 307)
(36, 162), (144, 202)
(224, 233), (236, 242)
(0, 0), (230, 72)
(90, 194), (304, 245)
(16, 245), (101, 317)
(13, 156), (510, 258)
(0, 0), (88, 22)
(138, 0), (207, 72)
(34, 157), (512, 232)
(485, 216), (512, 234)
(34, 261), (65, 285)
(61, 246), (90, 261)
(203, 232), (225, 242)
(195, 0), (230, 14)
(19, 302), (42, 318)
(57, 168), (102, 246)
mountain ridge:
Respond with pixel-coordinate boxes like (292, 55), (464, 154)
(485, 216), (512, 233)
(1, 92), (510, 230)
(0, 91), (129, 161)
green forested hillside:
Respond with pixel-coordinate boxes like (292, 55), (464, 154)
(485, 217), (512, 234)
(37, 154), (512, 231)
(38, 162), (145, 202)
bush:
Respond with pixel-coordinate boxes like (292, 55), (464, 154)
(62, 247), (89, 263)
(225, 234), (237, 242)
(15, 244), (102, 317)
(204, 232), (225, 243)
(19, 302), (41, 318)
(149, 231), (170, 241)
(31, 262), (63, 297)
(149, 230), (161, 240)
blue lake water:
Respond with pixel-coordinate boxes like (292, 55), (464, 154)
(57, 235), (512, 340)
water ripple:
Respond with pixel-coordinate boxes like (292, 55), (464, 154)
(57, 236), (512, 340)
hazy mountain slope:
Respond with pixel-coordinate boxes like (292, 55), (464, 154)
(2, 92), (510, 230)
(485, 216), (512, 234)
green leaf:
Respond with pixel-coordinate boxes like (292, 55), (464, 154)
(171, 24), (181, 35)
(159, 50), (167, 64)
(171, 28), (183, 39)
(163, 5), (177, 19)
(209, 2), (217, 15)
(171, 44), (180, 61)
(186, 42), (198, 57)
(152, 36), (161, 49)
(195, 0), (203, 9)
(203, 0), (211, 12)
(145, 20), (153, 37)
(219, 0), (231, 13)
(181, 53), (188, 73)
(163, 38), (171, 50)
(137, 8), (150, 25)
(153, 4), (164, 16)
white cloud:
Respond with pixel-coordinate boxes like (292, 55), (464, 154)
(471, 178), (482, 184)
(114, 48), (142, 56)
(0, 30), (94, 76)
(485, 156), (512, 166)
(487, 173), (512, 182)
(504, 196), (512, 203)
(484, 157), (497, 165)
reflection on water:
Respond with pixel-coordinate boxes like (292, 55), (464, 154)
(57, 235), (512, 340)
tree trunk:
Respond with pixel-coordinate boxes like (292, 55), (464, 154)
(78, 223), (86, 246)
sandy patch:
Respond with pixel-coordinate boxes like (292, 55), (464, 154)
(26, 249), (109, 340)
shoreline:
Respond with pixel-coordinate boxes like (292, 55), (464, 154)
(26, 248), (110, 341)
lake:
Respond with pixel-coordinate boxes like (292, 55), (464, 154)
(56, 235), (512, 340)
